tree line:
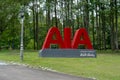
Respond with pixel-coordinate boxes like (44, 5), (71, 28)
(0, 0), (120, 50)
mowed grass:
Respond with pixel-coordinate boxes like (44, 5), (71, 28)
(0, 50), (120, 80)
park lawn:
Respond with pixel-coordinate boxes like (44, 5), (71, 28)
(0, 50), (120, 80)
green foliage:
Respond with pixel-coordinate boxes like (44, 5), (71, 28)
(38, 27), (48, 48)
(26, 39), (35, 49)
(0, 0), (21, 49)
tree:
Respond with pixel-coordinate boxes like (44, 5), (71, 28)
(0, 0), (120, 50)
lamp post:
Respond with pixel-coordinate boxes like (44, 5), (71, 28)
(19, 8), (25, 61)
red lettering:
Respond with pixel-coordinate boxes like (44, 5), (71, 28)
(72, 28), (93, 49)
(42, 27), (93, 49)
(42, 27), (65, 49)
(64, 27), (72, 48)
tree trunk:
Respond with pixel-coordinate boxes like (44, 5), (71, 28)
(54, 0), (58, 27)
(36, 4), (39, 50)
(46, 0), (51, 30)
(110, 0), (115, 50)
(95, 0), (100, 49)
(83, 0), (89, 32)
(70, 0), (74, 37)
(101, 3), (106, 50)
(33, 0), (36, 50)
(115, 0), (119, 50)
(91, 7), (95, 48)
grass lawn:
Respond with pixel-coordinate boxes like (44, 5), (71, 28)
(0, 50), (120, 80)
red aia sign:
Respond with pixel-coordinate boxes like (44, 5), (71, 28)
(42, 27), (93, 49)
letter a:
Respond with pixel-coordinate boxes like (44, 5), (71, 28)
(72, 28), (93, 49)
(42, 27), (65, 49)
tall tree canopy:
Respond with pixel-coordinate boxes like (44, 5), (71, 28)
(0, 0), (120, 50)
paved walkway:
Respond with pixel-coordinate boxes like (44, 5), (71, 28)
(0, 62), (93, 80)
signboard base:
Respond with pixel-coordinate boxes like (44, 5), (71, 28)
(40, 49), (96, 58)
